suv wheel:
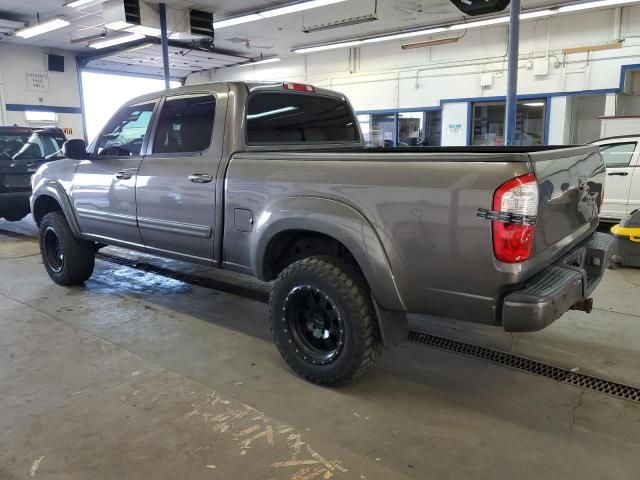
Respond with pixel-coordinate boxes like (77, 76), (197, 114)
(39, 211), (95, 285)
(269, 256), (382, 385)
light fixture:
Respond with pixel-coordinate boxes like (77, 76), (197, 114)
(449, 16), (511, 30)
(239, 57), (281, 67)
(126, 25), (161, 36)
(89, 32), (144, 49)
(559, 0), (640, 12)
(105, 20), (134, 30)
(303, 14), (378, 33)
(15, 17), (70, 38)
(522, 102), (545, 107)
(401, 36), (460, 49)
(65, 0), (107, 8)
(290, 0), (640, 55)
(562, 41), (623, 54)
(213, 0), (348, 29)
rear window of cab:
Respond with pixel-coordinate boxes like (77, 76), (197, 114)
(246, 92), (360, 144)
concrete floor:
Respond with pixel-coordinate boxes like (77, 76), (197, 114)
(2, 217), (640, 479)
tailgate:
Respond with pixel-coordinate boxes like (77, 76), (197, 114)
(530, 145), (605, 261)
(0, 158), (42, 192)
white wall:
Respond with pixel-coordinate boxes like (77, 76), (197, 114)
(0, 43), (84, 139)
(190, 5), (640, 145)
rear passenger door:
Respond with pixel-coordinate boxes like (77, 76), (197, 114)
(595, 139), (639, 220)
(136, 92), (221, 262)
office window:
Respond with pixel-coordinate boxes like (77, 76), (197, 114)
(357, 115), (371, 145)
(472, 100), (546, 146)
(370, 113), (395, 147)
(397, 112), (423, 146)
(153, 95), (216, 154)
(97, 102), (156, 157)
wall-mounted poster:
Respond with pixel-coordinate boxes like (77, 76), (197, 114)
(26, 71), (50, 92)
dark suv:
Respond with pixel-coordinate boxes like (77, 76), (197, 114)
(0, 126), (66, 221)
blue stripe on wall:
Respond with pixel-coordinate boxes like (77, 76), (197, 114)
(5, 104), (82, 114)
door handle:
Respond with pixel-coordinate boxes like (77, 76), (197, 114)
(115, 170), (133, 180)
(608, 172), (629, 176)
(189, 173), (213, 183)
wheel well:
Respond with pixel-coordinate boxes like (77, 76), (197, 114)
(32, 196), (62, 226)
(263, 230), (361, 281)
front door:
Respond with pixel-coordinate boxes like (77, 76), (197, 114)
(595, 139), (639, 221)
(72, 100), (157, 246)
(136, 93), (220, 261)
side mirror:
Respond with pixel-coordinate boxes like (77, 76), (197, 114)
(63, 139), (88, 160)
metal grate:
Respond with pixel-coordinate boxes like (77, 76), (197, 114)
(408, 331), (640, 403)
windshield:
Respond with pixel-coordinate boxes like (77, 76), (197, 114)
(0, 131), (65, 161)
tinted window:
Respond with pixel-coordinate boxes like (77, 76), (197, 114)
(0, 131), (64, 160)
(153, 95), (215, 154)
(97, 102), (155, 157)
(246, 93), (359, 144)
(599, 142), (636, 168)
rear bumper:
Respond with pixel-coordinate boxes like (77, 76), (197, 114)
(502, 232), (613, 332)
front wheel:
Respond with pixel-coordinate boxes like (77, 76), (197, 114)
(39, 211), (95, 285)
(269, 256), (382, 386)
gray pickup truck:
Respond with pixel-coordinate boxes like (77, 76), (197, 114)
(31, 81), (612, 385)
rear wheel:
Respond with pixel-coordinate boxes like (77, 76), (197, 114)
(39, 211), (95, 285)
(269, 256), (382, 385)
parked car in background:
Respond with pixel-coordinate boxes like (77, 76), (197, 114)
(31, 82), (612, 385)
(590, 135), (640, 222)
(0, 126), (66, 222)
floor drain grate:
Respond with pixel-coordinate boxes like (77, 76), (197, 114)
(408, 330), (640, 403)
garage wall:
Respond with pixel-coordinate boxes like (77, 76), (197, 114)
(0, 43), (84, 139)
(194, 5), (640, 145)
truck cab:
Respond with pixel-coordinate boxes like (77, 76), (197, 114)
(591, 135), (640, 222)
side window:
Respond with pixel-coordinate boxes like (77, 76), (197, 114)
(152, 94), (215, 154)
(599, 142), (637, 168)
(97, 102), (156, 157)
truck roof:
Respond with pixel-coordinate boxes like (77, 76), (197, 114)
(119, 81), (348, 108)
(588, 134), (640, 143)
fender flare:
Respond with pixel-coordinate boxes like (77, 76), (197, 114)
(251, 195), (407, 313)
(31, 181), (82, 238)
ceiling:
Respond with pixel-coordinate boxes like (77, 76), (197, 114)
(0, 0), (568, 77)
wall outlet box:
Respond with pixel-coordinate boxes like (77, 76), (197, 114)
(480, 73), (493, 88)
(534, 59), (550, 76)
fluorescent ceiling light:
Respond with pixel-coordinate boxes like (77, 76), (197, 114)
(239, 57), (281, 66)
(89, 33), (144, 49)
(522, 102), (545, 107)
(363, 27), (447, 43)
(520, 9), (557, 19)
(126, 25), (161, 36)
(15, 17), (70, 38)
(449, 16), (510, 30)
(294, 40), (364, 53)
(214, 0), (348, 29)
(105, 20), (134, 30)
(260, 0), (346, 17)
(65, 0), (106, 7)
(25, 111), (58, 122)
(559, 0), (639, 12)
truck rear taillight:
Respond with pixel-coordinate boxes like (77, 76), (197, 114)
(492, 173), (538, 263)
(283, 82), (316, 92)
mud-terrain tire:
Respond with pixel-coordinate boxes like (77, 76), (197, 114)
(269, 256), (382, 385)
(39, 211), (95, 285)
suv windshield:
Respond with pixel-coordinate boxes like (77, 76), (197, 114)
(246, 92), (360, 144)
(0, 130), (66, 161)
